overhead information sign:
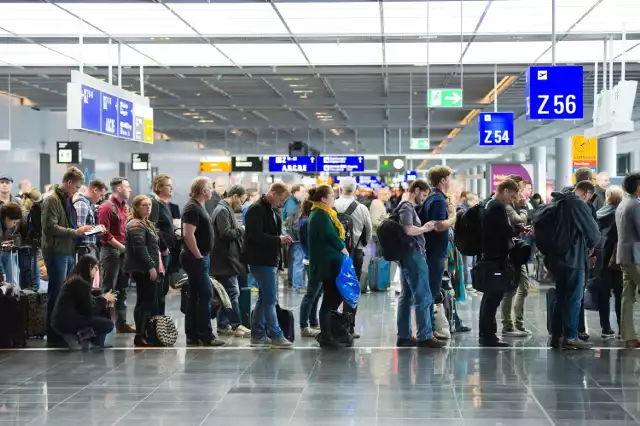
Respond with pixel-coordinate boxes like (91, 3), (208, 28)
(67, 71), (154, 144)
(410, 138), (430, 150)
(379, 156), (406, 173)
(571, 135), (598, 168)
(526, 65), (584, 120)
(405, 170), (418, 182)
(318, 156), (364, 173)
(232, 156), (263, 172)
(131, 153), (150, 171)
(200, 161), (231, 173)
(478, 112), (514, 147)
(427, 89), (463, 108)
(57, 141), (82, 164)
(268, 156), (317, 173)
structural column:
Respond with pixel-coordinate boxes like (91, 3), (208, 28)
(470, 166), (479, 194)
(598, 136), (617, 177)
(555, 137), (572, 190)
(530, 146), (547, 200)
(478, 165), (487, 199)
(512, 152), (527, 163)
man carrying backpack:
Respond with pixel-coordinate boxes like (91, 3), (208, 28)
(74, 179), (108, 258)
(335, 177), (372, 338)
(536, 181), (600, 350)
(283, 184), (307, 292)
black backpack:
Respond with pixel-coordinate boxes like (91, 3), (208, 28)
(26, 200), (43, 246)
(532, 197), (573, 257)
(284, 206), (301, 242)
(454, 202), (486, 256)
(336, 201), (359, 255)
(377, 201), (415, 262)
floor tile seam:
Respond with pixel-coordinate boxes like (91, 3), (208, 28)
(286, 356), (321, 426)
(197, 348), (263, 426)
(601, 387), (640, 424)
(0, 357), (75, 396)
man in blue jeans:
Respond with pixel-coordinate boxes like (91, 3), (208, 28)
(283, 184), (307, 290)
(41, 167), (93, 347)
(396, 179), (446, 349)
(420, 165), (454, 338)
(243, 183), (293, 349)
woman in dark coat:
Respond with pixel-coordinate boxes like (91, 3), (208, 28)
(595, 186), (624, 338)
(51, 254), (115, 349)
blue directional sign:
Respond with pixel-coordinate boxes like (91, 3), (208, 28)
(478, 112), (514, 146)
(318, 156), (364, 173)
(100, 92), (118, 136)
(117, 98), (134, 140)
(268, 156), (317, 173)
(80, 85), (101, 133)
(526, 65), (584, 120)
(405, 170), (418, 182)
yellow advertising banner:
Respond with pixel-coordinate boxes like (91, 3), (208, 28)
(571, 135), (597, 168)
(143, 119), (154, 144)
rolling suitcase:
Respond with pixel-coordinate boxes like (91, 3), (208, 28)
(367, 257), (391, 291)
(21, 289), (47, 338)
(0, 285), (27, 348)
(276, 304), (295, 343)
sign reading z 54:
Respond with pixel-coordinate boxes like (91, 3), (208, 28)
(479, 112), (514, 147)
(526, 65), (584, 120)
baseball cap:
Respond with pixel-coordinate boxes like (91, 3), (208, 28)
(0, 175), (13, 183)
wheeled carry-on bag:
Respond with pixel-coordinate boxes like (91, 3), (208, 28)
(276, 304), (295, 343)
(368, 257), (391, 292)
(0, 248), (27, 347)
(21, 289), (48, 339)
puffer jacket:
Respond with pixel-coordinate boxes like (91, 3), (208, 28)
(123, 219), (165, 275)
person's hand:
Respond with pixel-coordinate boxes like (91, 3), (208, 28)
(162, 249), (170, 256)
(96, 224), (106, 233)
(423, 221), (436, 233)
(518, 193), (527, 206)
(280, 235), (293, 246)
(149, 268), (158, 281)
(342, 248), (349, 256)
(103, 290), (116, 304)
(589, 256), (597, 268)
(76, 225), (93, 235)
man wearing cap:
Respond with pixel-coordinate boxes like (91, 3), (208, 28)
(0, 175), (20, 284)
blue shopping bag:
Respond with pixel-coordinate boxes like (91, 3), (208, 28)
(336, 254), (360, 308)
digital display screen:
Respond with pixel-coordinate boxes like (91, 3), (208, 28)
(318, 156), (365, 173)
(268, 156), (317, 173)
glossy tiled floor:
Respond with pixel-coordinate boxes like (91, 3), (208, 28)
(3, 283), (640, 425)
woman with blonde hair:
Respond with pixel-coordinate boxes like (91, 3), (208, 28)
(124, 195), (167, 347)
(150, 174), (175, 315)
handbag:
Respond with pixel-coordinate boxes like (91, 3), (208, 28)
(472, 259), (516, 293)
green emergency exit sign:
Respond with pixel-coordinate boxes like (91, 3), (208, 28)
(410, 138), (430, 150)
(427, 88), (463, 108)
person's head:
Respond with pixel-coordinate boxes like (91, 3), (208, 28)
(190, 176), (213, 201)
(152, 174), (173, 200)
(224, 185), (247, 212)
(466, 193), (479, 207)
(245, 189), (260, 204)
(574, 168), (594, 184)
(213, 181), (225, 196)
(69, 254), (99, 283)
(0, 202), (22, 229)
(494, 179), (520, 204)
(523, 181), (533, 198)
(110, 177), (131, 202)
(377, 187), (391, 202)
(60, 167), (85, 197)
(18, 179), (31, 194)
(130, 194), (153, 221)
(339, 177), (358, 197)
(300, 199), (313, 217)
(85, 179), (108, 204)
(265, 183), (290, 208)
(0, 175), (12, 196)
(574, 180), (596, 203)
(290, 184), (308, 203)
(407, 179), (431, 205)
(531, 193), (543, 206)
(20, 188), (41, 212)
(44, 184), (53, 194)
(308, 184), (335, 208)
(605, 185), (623, 207)
(596, 172), (611, 189)
(623, 172), (640, 198)
(507, 174), (524, 186)
(428, 165), (453, 192)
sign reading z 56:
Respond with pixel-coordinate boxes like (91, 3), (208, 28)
(526, 65), (584, 120)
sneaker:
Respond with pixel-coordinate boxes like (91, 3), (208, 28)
(515, 326), (533, 336)
(250, 336), (272, 347)
(433, 331), (450, 341)
(301, 327), (321, 338)
(270, 337), (294, 349)
(116, 323), (136, 334)
(396, 337), (417, 347)
(233, 325), (251, 338)
(625, 339), (640, 349)
(417, 338), (447, 348)
(62, 334), (81, 350)
(602, 329), (616, 339)
(217, 325), (234, 336)
(479, 338), (509, 348)
(455, 326), (472, 333)
(351, 332), (361, 339)
(578, 332), (590, 341)
(134, 335), (154, 347)
(201, 339), (227, 347)
(186, 338), (200, 346)
(502, 327), (528, 337)
(563, 338), (592, 350)
(549, 335), (561, 349)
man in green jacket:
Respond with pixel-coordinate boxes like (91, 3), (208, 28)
(42, 167), (93, 346)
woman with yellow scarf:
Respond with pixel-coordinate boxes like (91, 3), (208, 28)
(308, 184), (350, 348)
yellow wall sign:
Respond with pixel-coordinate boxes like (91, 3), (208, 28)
(200, 161), (231, 173)
(143, 119), (154, 144)
(571, 135), (597, 168)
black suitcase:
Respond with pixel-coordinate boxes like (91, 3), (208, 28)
(0, 288), (27, 348)
(546, 288), (556, 336)
(276, 304), (295, 343)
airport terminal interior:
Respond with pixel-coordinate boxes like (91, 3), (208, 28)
(2, 0), (640, 424)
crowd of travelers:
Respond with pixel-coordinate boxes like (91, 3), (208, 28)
(0, 163), (638, 351)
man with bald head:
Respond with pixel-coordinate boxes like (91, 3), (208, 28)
(594, 172), (610, 211)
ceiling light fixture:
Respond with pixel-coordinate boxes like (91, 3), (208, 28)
(292, 90), (313, 94)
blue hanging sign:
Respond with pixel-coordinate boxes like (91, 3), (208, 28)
(268, 156), (317, 173)
(100, 92), (118, 136)
(117, 98), (134, 140)
(526, 65), (584, 120)
(317, 156), (365, 173)
(80, 85), (101, 133)
(478, 112), (514, 146)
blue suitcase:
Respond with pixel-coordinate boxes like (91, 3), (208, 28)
(368, 257), (391, 291)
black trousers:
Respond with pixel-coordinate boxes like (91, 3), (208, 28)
(342, 249), (364, 333)
(320, 266), (343, 337)
(479, 290), (505, 340)
(131, 272), (159, 338)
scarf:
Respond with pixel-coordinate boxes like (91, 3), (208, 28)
(596, 203), (616, 220)
(311, 201), (346, 240)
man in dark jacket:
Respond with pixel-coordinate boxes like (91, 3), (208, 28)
(204, 180), (225, 216)
(243, 183), (293, 349)
(549, 181), (601, 350)
(211, 185), (250, 338)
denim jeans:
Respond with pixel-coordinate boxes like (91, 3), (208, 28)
(19, 249), (41, 289)
(250, 264), (283, 340)
(290, 243), (306, 291)
(551, 266), (585, 340)
(181, 252), (214, 342)
(299, 276), (323, 329)
(0, 251), (14, 284)
(213, 275), (241, 328)
(398, 251), (434, 341)
(44, 255), (76, 342)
